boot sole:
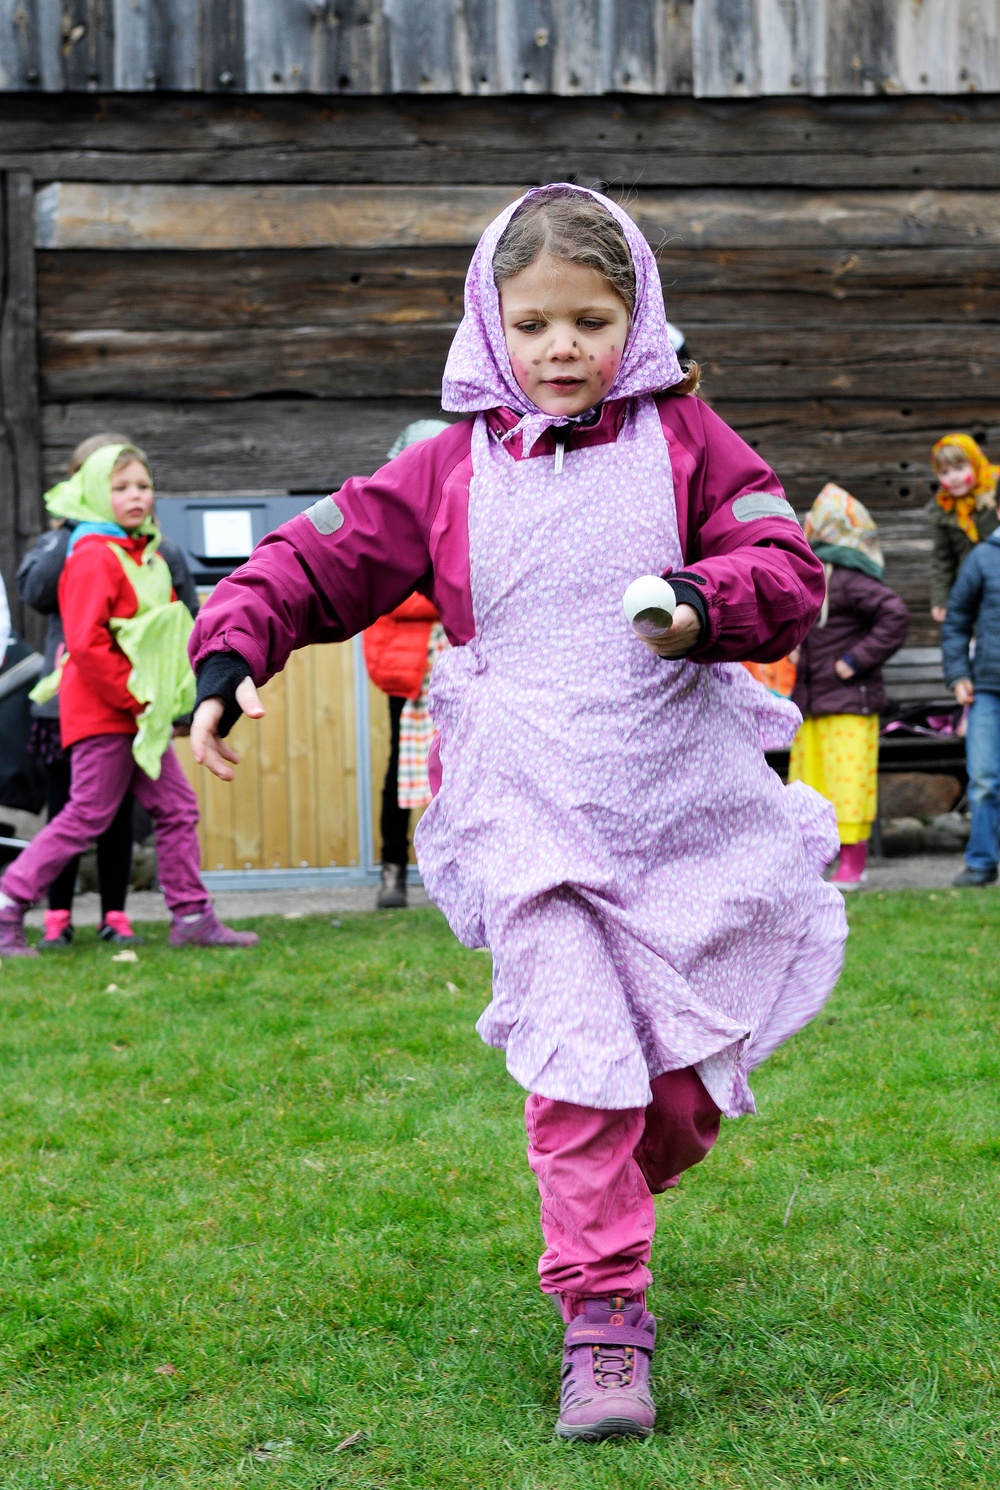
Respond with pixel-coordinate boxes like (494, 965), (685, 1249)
(555, 1415), (653, 1442)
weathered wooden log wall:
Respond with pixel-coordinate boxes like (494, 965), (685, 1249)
(0, 1), (997, 98)
(5, 91), (996, 642)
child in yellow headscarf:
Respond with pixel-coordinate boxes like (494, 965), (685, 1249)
(930, 434), (1000, 622)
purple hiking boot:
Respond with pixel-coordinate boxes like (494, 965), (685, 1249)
(168, 909), (259, 948)
(0, 903), (39, 958)
(555, 1295), (657, 1442)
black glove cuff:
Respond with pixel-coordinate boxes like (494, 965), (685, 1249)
(195, 650), (253, 738)
(666, 580), (708, 647)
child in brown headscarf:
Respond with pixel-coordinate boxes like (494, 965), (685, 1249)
(930, 434), (1000, 622)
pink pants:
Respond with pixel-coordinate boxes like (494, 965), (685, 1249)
(526, 1067), (721, 1319)
(2, 733), (208, 918)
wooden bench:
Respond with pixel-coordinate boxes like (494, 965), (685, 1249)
(766, 645), (966, 784)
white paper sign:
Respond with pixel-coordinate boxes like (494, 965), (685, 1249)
(202, 509), (254, 559)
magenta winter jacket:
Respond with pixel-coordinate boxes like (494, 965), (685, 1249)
(189, 393), (825, 687)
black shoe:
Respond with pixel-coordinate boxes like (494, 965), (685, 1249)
(952, 866), (998, 887)
(376, 864), (408, 909)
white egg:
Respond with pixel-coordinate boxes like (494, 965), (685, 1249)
(622, 575), (676, 636)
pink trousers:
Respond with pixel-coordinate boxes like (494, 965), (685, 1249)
(526, 1067), (721, 1319)
(2, 733), (208, 918)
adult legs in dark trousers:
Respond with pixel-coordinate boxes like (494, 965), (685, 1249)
(40, 755), (137, 946)
(378, 695), (411, 908)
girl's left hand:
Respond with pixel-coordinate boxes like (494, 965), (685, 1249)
(834, 658), (856, 680)
(638, 603), (702, 659)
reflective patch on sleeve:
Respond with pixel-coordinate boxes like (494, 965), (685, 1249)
(304, 496), (345, 535)
(732, 493), (798, 523)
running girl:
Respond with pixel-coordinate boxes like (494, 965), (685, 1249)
(189, 186), (846, 1440)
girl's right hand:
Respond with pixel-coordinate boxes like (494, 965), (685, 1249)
(931, 606), (947, 623)
(954, 678), (975, 707)
(190, 677), (265, 781)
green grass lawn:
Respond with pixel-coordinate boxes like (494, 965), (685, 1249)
(1, 891), (998, 1489)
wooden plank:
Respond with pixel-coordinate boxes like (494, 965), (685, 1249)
(311, 641), (355, 866)
(38, 323), (458, 401)
(454, 0), (499, 94)
(956, 0), (1000, 94)
(58, 0), (115, 92)
(824, 0), (898, 96)
(321, 0), (389, 95)
(37, 319), (1000, 404)
(41, 244), (998, 337)
(658, 0), (695, 94)
(693, 0), (757, 97)
(632, 189), (1000, 248)
(146, 0), (201, 91)
(244, 0), (313, 93)
(368, 675), (391, 863)
(5, 91), (1000, 162)
(202, 0), (245, 93)
(0, 171), (43, 638)
(385, 0), (455, 92)
(36, 246), (469, 330)
(11, 141), (1000, 188)
(258, 666), (290, 868)
(284, 646), (318, 867)
(35, 181), (1000, 253)
(229, 707), (263, 868)
(500, 0), (554, 94)
(756, 0), (815, 95)
(609, 0), (657, 93)
(41, 396), (453, 491)
(33, 182), (524, 249)
(551, 0), (601, 95)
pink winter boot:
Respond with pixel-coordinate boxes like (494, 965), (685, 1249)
(0, 902), (39, 957)
(168, 908), (259, 948)
(830, 840), (868, 890)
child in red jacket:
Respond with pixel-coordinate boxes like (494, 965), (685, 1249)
(363, 419), (451, 907)
(0, 442), (257, 955)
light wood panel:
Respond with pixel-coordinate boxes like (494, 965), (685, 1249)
(174, 640), (360, 871)
(34, 182), (523, 251)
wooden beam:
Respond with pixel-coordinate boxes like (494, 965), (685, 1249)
(34, 180), (1000, 251)
(33, 182), (525, 250)
(0, 170), (43, 640)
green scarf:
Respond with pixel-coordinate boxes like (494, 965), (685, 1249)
(45, 442), (158, 541)
(32, 444), (194, 778)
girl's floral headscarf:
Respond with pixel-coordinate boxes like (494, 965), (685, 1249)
(804, 483), (885, 580)
(931, 433), (999, 543)
(441, 183), (683, 455)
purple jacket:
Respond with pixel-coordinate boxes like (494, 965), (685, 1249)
(791, 563), (909, 719)
(190, 394), (825, 689)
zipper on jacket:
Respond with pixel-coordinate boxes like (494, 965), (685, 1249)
(553, 424), (570, 475)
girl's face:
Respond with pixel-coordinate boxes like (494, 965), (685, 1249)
(110, 459), (154, 530)
(938, 458), (977, 497)
(499, 253), (630, 417)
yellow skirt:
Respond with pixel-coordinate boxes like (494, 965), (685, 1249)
(788, 713), (879, 844)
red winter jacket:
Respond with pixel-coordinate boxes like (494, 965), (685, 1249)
(57, 532), (174, 749)
(363, 592), (439, 699)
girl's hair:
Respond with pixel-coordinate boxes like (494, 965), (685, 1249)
(492, 186), (701, 396)
(932, 442), (974, 472)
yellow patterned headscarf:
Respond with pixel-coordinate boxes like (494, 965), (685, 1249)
(931, 433), (999, 543)
(804, 483), (884, 580)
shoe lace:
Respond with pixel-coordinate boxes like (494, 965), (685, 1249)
(590, 1342), (635, 1389)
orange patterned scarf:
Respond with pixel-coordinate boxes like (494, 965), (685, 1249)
(932, 433), (999, 543)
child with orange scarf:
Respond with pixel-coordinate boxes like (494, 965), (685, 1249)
(930, 434), (1000, 622)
